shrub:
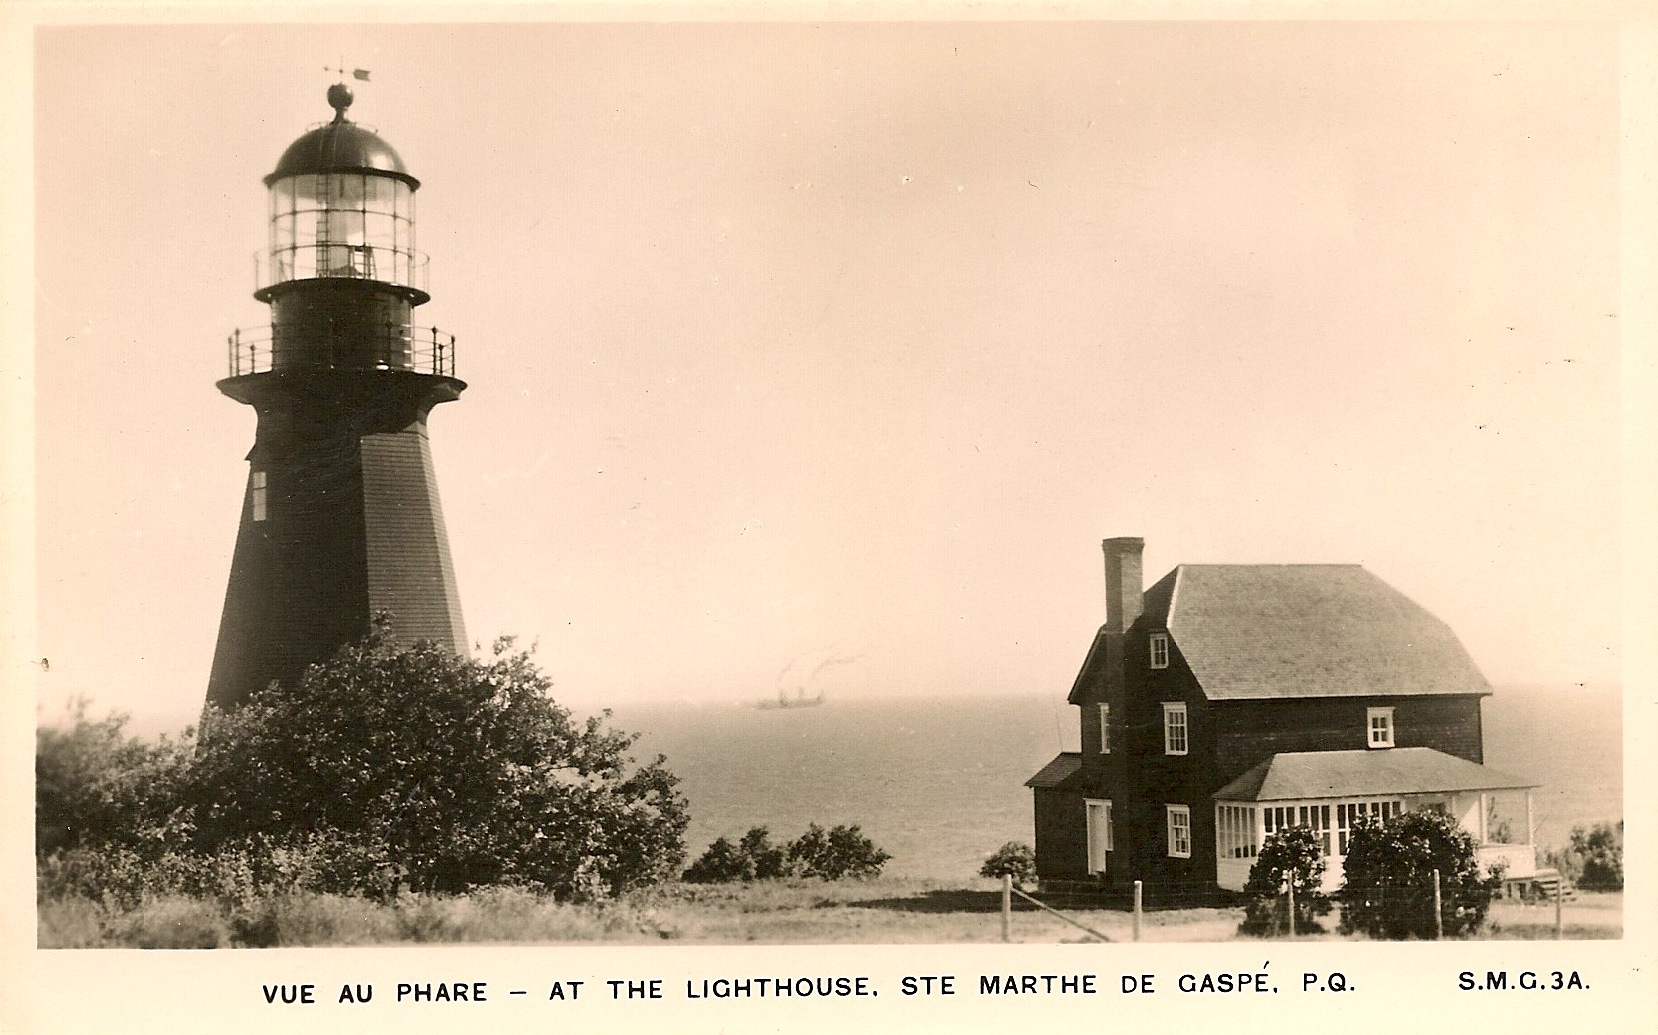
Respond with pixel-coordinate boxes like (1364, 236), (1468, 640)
(181, 627), (689, 898)
(683, 824), (891, 883)
(37, 626), (690, 905)
(979, 842), (1037, 886)
(35, 700), (193, 858)
(1549, 821), (1623, 891)
(682, 836), (756, 884)
(787, 824), (891, 880)
(1238, 826), (1332, 936)
(1339, 809), (1502, 939)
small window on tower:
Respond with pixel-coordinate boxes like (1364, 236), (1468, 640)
(251, 470), (268, 522)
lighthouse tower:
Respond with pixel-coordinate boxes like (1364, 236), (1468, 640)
(206, 84), (467, 710)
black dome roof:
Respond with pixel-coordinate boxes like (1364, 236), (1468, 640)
(265, 87), (419, 188)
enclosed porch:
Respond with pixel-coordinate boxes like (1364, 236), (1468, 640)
(1211, 747), (1539, 893)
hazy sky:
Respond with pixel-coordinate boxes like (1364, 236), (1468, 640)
(31, 20), (1623, 729)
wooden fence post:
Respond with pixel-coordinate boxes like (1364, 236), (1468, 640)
(1001, 873), (1012, 943)
(1432, 869), (1443, 940)
(1133, 880), (1142, 942)
(1286, 878), (1296, 939)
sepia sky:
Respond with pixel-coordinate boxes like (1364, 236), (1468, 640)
(30, 20), (1624, 728)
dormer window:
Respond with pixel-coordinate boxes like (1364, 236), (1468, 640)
(1367, 706), (1395, 749)
(1150, 632), (1170, 669)
(1097, 703), (1111, 754)
(1163, 702), (1188, 755)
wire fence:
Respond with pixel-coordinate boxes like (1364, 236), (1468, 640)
(999, 869), (1571, 942)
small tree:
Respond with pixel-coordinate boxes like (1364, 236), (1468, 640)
(1238, 827), (1331, 936)
(979, 841), (1037, 887)
(1339, 809), (1502, 939)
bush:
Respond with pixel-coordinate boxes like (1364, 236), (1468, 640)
(979, 842), (1037, 886)
(682, 836), (755, 884)
(1238, 826), (1331, 936)
(1546, 821), (1622, 891)
(1339, 809), (1502, 939)
(37, 626), (690, 904)
(35, 700), (194, 858)
(182, 627), (689, 898)
(786, 824), (891, 881)
(682, 824), (891, 883)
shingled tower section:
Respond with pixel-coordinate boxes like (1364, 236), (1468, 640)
(206, 84), (467, 710)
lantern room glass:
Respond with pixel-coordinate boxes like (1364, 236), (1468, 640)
(267, 172), (418, 290)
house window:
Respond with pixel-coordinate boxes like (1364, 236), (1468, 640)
(1367, 707), (1395, 749)
(1150, 632), (1170, 669)
(250, 470), (268, 522)
(1162, 702), (1188, 755)
(1216, 804), (1258, 859)
(1166, 804), (1191, 858)
(1085, 799), (1113, 873)
(1097, 703), (1110, 754)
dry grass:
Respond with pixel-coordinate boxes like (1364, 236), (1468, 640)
(37, 881), (1623, 948)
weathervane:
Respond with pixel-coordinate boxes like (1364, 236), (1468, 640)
(324, 60), (372, 83)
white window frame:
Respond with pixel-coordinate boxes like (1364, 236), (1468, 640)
(1162, 701), (1188, 756)
(1166, 804), (1191, 858)
(1367, 706), (1395, 749)
(1216, 804), (1259, 860)
(1085, 798), (1113, 873)
(1097, 703), (1110, 754)
(1150, 632), (1170, 670)
(250, 470), (268, 522)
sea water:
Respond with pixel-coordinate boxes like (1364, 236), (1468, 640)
(615, 685), (1623, 880)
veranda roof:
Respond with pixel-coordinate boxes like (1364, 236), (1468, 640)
(1213, 747), (1537, 802)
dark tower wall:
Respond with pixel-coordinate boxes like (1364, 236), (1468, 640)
(206, 371), (465, 709)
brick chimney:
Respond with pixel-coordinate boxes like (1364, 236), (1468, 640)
(1102, 537), (1144, 632)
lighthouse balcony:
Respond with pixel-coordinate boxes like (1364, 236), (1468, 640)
(225, 323), (458, 378)
(255, 244), (430, 298)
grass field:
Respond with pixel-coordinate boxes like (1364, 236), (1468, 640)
(36, 879), (1622, 948)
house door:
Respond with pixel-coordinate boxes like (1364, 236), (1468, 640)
(1085, 799), (1112, 875)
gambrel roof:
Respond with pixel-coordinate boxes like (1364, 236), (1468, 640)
(1145, 564), (1492, 701)
(1212, 747), (1536, 802)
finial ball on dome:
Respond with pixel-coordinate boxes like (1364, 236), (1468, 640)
(327, 83), (354, 118)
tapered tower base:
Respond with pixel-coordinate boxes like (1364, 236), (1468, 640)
(205, 369), (467, 710)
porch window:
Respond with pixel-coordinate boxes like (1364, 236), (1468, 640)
(1367, 707), (1395, 748)
(1086, 799), (1113, 872)
(1216, 804), (1258, 859)
(1162, 702), (1188, 755)
(1167, 805), (1191, 858)
(1150, 632), (1170, 669)
(1336, 799), (1403, 854)
(1262, 803), (1332, 856)
(1097, 703), (1110, 754)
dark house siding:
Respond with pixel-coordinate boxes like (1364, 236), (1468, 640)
(1119, 626), (1220, 904)
(1213, 694), (1486, 776)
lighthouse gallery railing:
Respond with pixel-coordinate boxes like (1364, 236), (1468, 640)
(225, 324), (458, 378)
